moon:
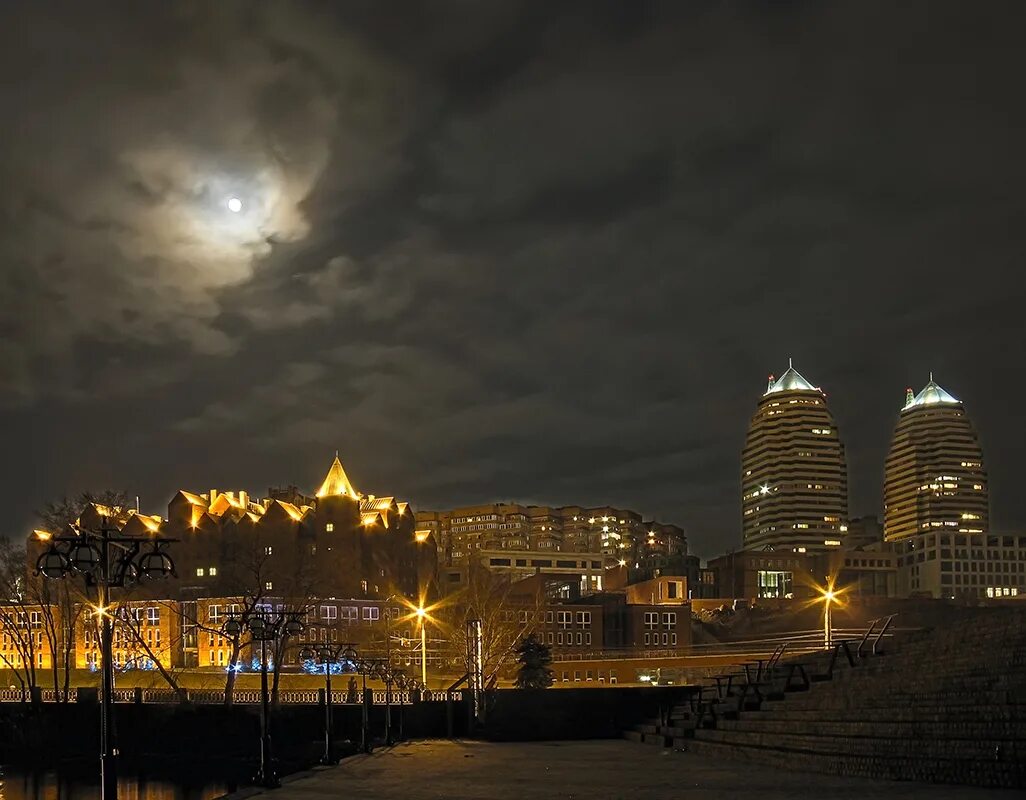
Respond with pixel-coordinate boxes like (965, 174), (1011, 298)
(226, 197), (243, 213)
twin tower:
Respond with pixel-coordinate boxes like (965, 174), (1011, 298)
(741, 361), (988, 552)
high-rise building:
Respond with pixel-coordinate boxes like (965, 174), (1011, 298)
(741, 361), (848, 552)
(883, 376), (988, 542)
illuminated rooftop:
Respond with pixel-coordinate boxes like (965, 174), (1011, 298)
(765, 359), (820, 395)
(903, 375), (960, 410)
(316, 454), (360, 498)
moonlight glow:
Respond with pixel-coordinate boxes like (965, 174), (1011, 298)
(227, 197), (243, 213)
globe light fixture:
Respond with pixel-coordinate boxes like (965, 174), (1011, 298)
(68, 541), (102, 573)
(226, 197), (243, 213)
(36, 547), (70, 579)
(138, 547), (175, 579)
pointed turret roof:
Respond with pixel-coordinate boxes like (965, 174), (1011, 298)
(903, 374), (960, 410)
(316, 453), (359, 498)
(764, 359), (819, 395)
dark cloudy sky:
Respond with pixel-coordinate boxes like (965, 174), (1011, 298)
(1, 1), (1024, 558)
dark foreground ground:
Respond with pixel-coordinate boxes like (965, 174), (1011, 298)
(259, 739), (1012, 800)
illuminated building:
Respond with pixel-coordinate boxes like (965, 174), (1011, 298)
(741, 361), (848, 552)
(415, 503), (687, 574)
(0, 604), (58, 672)
(27, 454), (436, 604)
(705, 549), (817, 599)
(883, 377), (988, 541)
(882, 377), (1019, 598)
(74, 601), (180, 671)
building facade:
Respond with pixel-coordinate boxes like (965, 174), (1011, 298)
(741, 361), (849, 552)
(883, 377), (989, 542)
(705, 549), (817, 600)
(415, 503), (687, 576)
(30, 455), (437, 605)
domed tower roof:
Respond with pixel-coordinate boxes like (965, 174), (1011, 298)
(765, 359), (820, 395)
(903, 374), (960, 410)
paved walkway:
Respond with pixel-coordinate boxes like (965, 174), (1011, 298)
(267, 740), (1012, 800)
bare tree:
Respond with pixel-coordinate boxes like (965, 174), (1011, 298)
(31, 490), (134, 698)
(438, 566), (543, 688)
(0, 539), (40, 702)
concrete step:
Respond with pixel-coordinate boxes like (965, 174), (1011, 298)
(717, 716), (1026, 739)
(694, 727), (1022, 762)
(683, 736), (1025, 789)
(754, 705), (1026, 723)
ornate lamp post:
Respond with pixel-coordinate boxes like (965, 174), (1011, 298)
(224, 609), (305, 787)
(297, 642), (358, 765)
(35, 524), (176, 800)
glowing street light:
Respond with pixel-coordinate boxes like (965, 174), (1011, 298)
(415, 606), (428, 686)
(226, 197), (243, 213)
(820, 584), (838, 649)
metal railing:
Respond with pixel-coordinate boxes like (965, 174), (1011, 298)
(0, 686), (466, 705)
(550, 627), (906, 662)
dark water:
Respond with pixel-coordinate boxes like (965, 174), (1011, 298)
(0, 766), (233, 800)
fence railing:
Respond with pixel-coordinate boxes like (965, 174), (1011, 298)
(549, 627), (910, 662)
(0, 686), (467, 705)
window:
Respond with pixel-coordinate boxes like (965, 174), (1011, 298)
(557, 611), (572, 629)
(209, 567), (217, 576)
(196, 568), (204, 577)
(325, 523), (334, 532)
(662, 612), (676, 628)
(320, 605), (338, 621)
(576, 632), (582, 645)
(342, 606), (358, 622)
(146, 607), (159, 626)
(576, 611), (591, 628)
(208, 605), (222, 624)
(643, 612), (658, 630)
(557, 632), (563, 645)
(644, 633), (650, 645)
(362, 607), (379, 621)
(264, 546), (273, 556)
(265, 581), (273, 591)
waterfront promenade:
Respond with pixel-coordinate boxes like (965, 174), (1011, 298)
(261, 740), (1010, 800)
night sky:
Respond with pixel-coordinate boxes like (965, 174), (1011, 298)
(1, 2), (1023, 558)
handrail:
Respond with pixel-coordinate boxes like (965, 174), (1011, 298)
(856, 614), (898, 658)
(872, 614), (896, 655)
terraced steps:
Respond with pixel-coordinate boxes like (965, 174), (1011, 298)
(623, 606), (1026, 788)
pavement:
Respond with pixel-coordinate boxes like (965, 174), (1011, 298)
(262, 739), (1014, 800)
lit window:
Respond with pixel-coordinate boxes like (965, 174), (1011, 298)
(209, 567), (217, 576)
(264, 546), (273, 556)
(265, 581), (273, 591)
(196, 568), (204, 577)
(326, 523), (334, 532)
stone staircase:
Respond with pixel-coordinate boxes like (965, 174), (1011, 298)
(624, 606), (1026, 788)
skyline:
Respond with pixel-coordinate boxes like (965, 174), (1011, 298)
(1, 3), (1024, 558)
(4, 368), (1012, 560)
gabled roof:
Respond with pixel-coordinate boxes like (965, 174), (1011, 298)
(316, 454), (359, 498)
(765, 359), (820, 395)
(903, 375), (960, 410)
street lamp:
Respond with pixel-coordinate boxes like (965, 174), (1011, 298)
(35, 525), (177, 800)
(415, 606), (428, 687)
(297, 642), (358, 765)
(224, 609), (306, 787)
(820, 586), (837, 649)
